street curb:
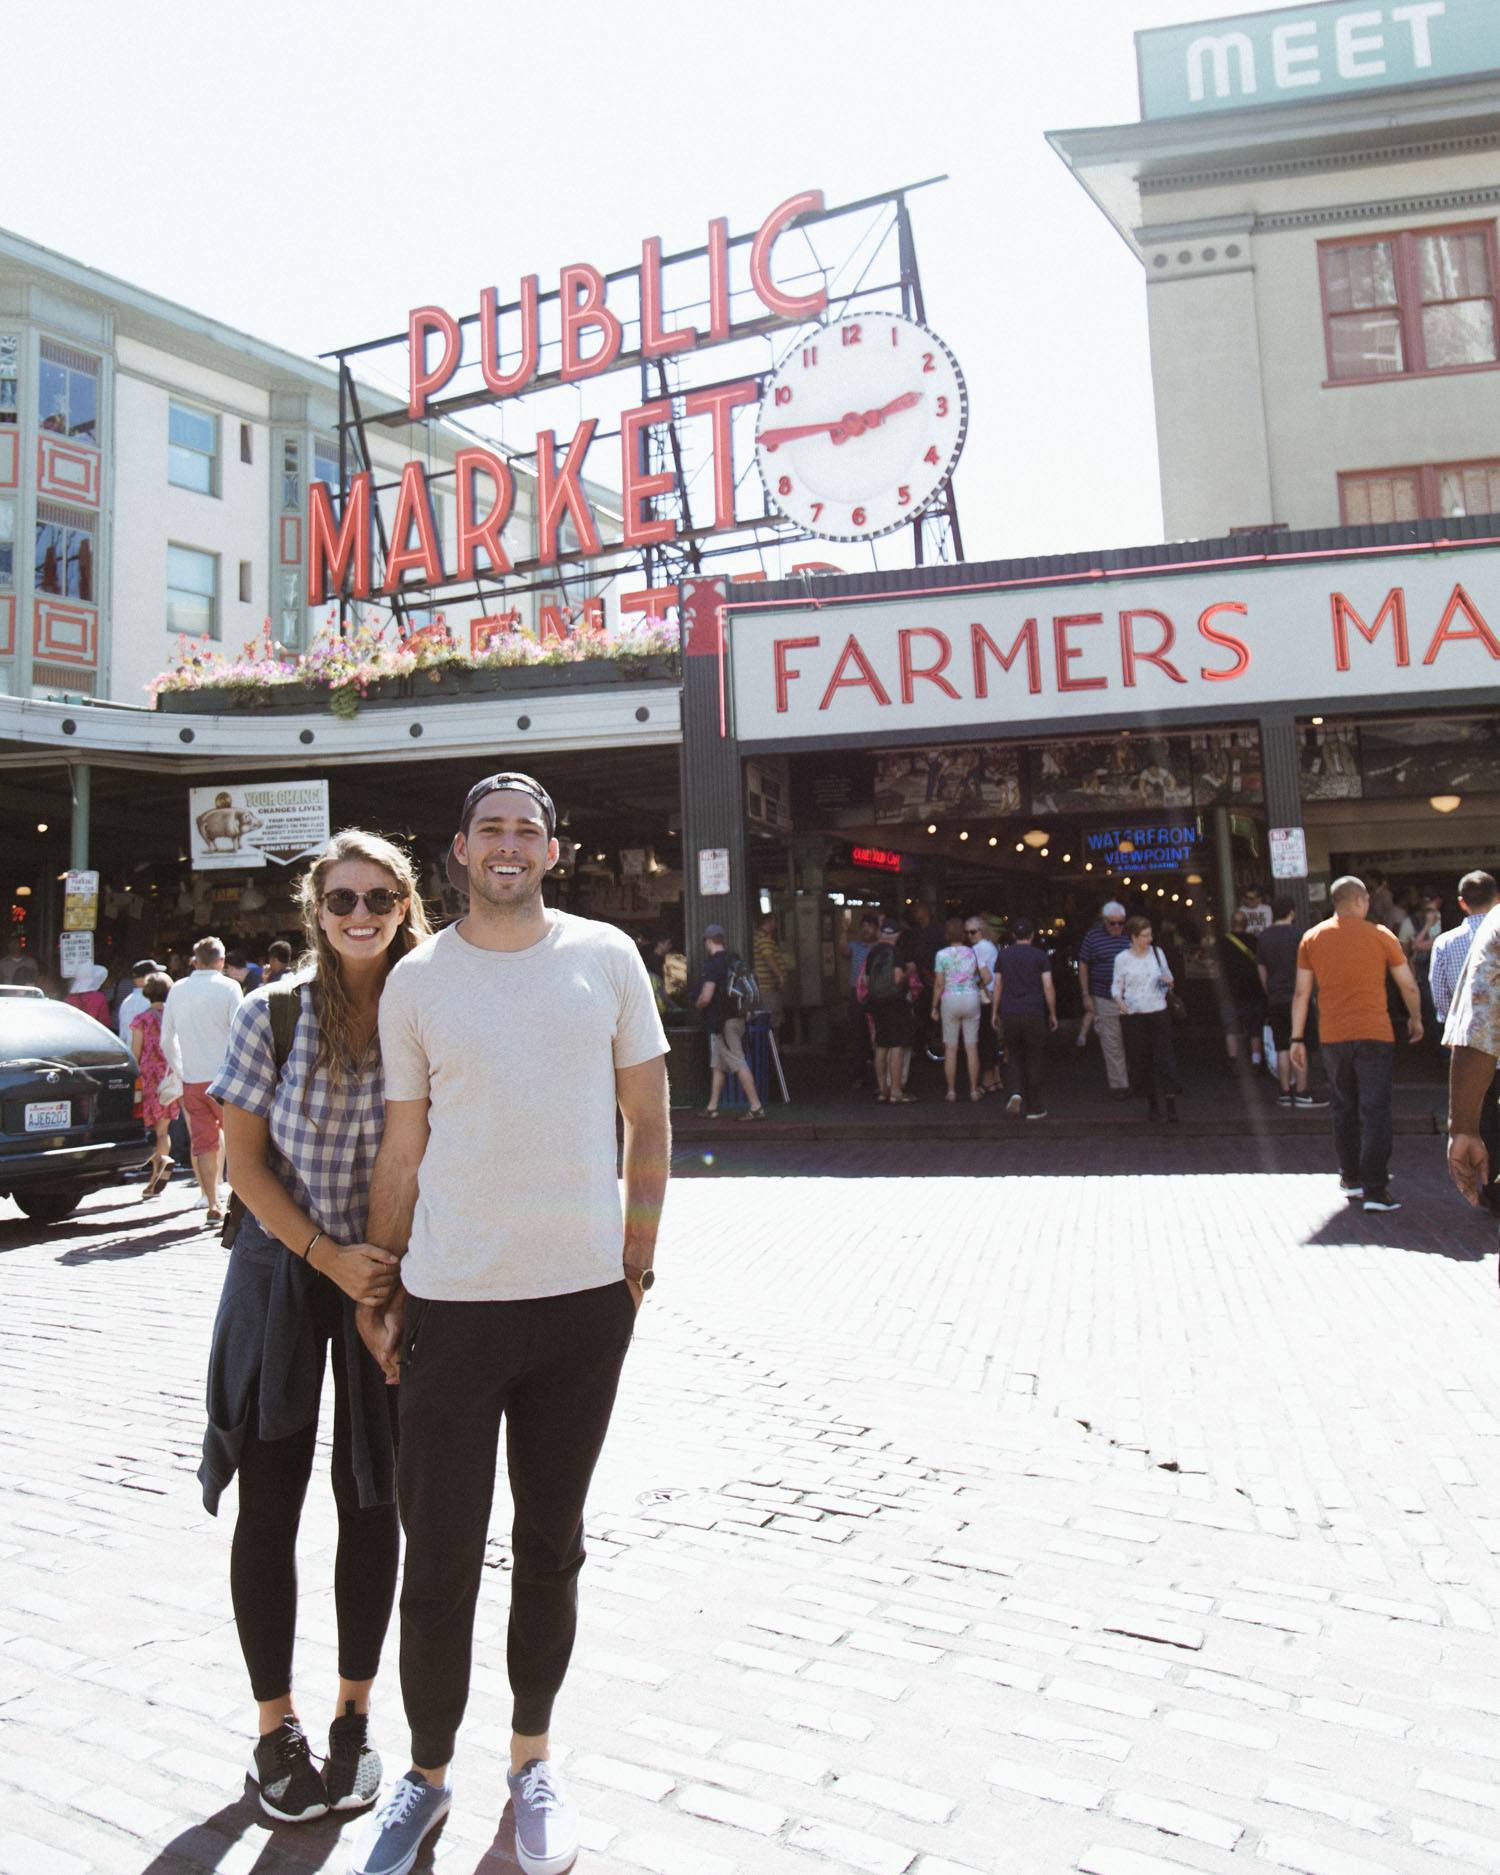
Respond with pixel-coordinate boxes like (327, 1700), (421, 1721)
(672, 1112), (1443, 1143)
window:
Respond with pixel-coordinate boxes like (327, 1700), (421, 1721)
(38, 339), (98, 442)
(35, 501), (95, 601)
(1320, 223), (1500, 382)
(240, 422), (253, 465)
(169, 401), (217, 493)
(1340, 458), (1500, 525)
(313, 438), (341, 489)
(167, 544), (217, 638)
(238, 560), (252, 603)
(0, 500), (13, 585)
(0, 336), (16, 425)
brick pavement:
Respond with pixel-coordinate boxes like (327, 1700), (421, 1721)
(3, 1134), (1500, 1875)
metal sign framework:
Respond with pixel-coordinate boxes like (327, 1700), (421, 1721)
(321, 179), (965, 639)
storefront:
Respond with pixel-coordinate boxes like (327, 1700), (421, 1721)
(677, 522), (1500, 1036)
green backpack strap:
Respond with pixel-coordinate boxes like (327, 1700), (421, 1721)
(264, 979), (303, 1074)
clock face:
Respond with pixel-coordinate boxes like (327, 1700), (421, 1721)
(754, 311), (967, 543)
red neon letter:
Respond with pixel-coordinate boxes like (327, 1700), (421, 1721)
(640, 237), (698, 359)
(408, 306), (461, 419)
(1197, 601), (1251, 681)
(381, 461), (444, 591)
(454, 447), (514, 579)
(1331, 588), (1409, 671)
(1053, 614), (1108, 692)
(898, 628), (959, 704)
(684, 379), (759, 528)
(621, 584), (680, 618)
(306, 471), (371, 603)
(620, 401), (677, 548)
(559, 264), (622, 382)
(819, 634), (892, 712)
(1119, 609), (1187, 687)
(479, 277), (538, 399)
(539, 604), (571, 645)
(749, 190), (828, 320)
(774, 635), (820, 713)
(971, 618), (1041, 695)
(707, 216), (731, 342)
(1422, 583), (1500, 665)
(535, 421), (602, 565)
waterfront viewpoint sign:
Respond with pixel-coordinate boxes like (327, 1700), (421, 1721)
(729, 546), (1500, 743)
(1137, 1), (1500, 120)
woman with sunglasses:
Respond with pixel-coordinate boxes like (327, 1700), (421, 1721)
(199, 831), (431, 1826)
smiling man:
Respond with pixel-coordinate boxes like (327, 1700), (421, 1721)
(348, 771), (670, 1875)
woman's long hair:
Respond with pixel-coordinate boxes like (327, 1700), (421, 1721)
(294, 829), (432, 1083)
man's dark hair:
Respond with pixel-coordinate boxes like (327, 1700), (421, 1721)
(266, 939), (293, 966)
(226, 949), (247, 969)
(1272, 896), (1296, 921)
(1459, 871), (1498, 911)
(1013, 915), (1035, 941)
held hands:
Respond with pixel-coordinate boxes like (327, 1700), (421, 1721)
(356, 1289), (407, 1384)
(314, 1237), (401, 1305)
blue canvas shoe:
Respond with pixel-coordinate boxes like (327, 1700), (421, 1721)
(347, 1770), (451, 1875)
(507, 1758), (579, 1875)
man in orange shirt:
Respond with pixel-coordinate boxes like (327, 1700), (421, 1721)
(1289, 875), (1422, 1213)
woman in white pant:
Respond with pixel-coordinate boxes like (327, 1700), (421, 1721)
(932, 917), (988, 1102)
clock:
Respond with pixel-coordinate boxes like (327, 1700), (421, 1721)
(754, 310), (967, 543)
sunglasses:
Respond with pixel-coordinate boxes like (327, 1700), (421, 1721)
(320, 887), (407, 916)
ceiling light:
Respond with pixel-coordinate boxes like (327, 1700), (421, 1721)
(1430, 794), (1462, 814)
(1117, 838), (1136, 855)
(35, 822), (47, 833)
(1022, 828), (1050, 849)
(1062, 853), (1072, 864)
(15, 885), (31, 897)
(1015, 842), (1025, 853)
(927, 823), (937, 835)
(1186, 873), (1202, 885)
(1084, 862), (1093, 872)
(1040, 847), (1049, 858)
(1157, 887), (1166, 896)
(1311, 716), (1324, 725)
(1185, 897), (1194, 906)
(988, 836), (997, 847)
(1172, 893), (1180, 902)
(1122, 875), (1131, 885)
(958, 830), (969, 841)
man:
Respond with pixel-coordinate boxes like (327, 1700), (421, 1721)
(262, 939), (294, 984)
(1237, 883), (1273, 936)
(964, 914), (1001, 1094)
(1432, 871), (1500, 1212)
(117, 957), (163, 1044)
(1256, 902), (1325, 1111)
(160, 935), (241, 1223)
(226, 947), (263, 993)
(865, 917), (914, 1103)
(898, 902), (943, 1064)
(696, 925), (765, 1120)
(843, 911), (880, 1088)
(349, 771), (670, 1875)
(1445, 900), (1500, 1219)
(991, 916), (1057, 1118)
(1289, 875), (1423, 1213)
(1076, 902), (1131, 1097)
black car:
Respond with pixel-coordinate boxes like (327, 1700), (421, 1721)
(0, 986), (153, 1223)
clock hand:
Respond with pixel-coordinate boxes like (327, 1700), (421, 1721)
(762, 392), (924, 451)
(757, 419), (846, 452)
(878, 391), (922, 418)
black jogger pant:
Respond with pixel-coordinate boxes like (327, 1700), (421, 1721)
(231, 1274), (401, 1701)
(397, 1279), (636, 1766)
(1001, 1013), (1048, 1111)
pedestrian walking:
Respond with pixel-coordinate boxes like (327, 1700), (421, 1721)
(200, 830), (429, 1825)
(1077, 901), (1132, 1097)
(347, 770), (670, 1875)
(1445, 901), (1500, 1217)
(964, 914), (1002, 1093)
(1237, 883), (1274, 935)
(843, 911), (880, 1087)
(116, 956), (163, 1044)
(1216, 909), (1266, 1070)
(697, 924), (766, 1120)
(1257, 898), (1325, 1110)
(993, 916), (1057, 1118)
(64, 961), (112, 1026)
(130, 970), (180, 1199)
(1402, 891), (1444, 1033)
(899, 902), (943, 1066)
(1113, 915), (1181, 1121)
(932, 917), (985, 1103)
(862, 917), (914, 1103)
(160, 936), (244, 1226)
(1288, 875), (1423, 1212)
(1432, 871), (1500, 1212)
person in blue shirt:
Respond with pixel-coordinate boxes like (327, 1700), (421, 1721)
(1075, 901), (1131, 1097)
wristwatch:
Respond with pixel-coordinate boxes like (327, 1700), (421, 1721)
(624, 1263), (655, 1292)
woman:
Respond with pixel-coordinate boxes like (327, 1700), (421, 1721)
(1216, 909), (1265, 1069)
(65, 962), (112, 1026)
(932, 916), (987, 1102)
(199, 831), (431, 1825)
(752, 909), (788, 1032)
(130, 969), (179, 1199)
(1113, 915), (1180, 1121)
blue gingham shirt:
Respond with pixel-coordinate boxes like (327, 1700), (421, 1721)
(209, 975), (383, 1242)
(1431, 912), (1488, 1024)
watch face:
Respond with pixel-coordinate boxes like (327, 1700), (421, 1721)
(755, 311), (968, 543)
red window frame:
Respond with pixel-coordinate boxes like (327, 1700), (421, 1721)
(1338, 457), (1500, 526)
(1318, 220), (1500, 386)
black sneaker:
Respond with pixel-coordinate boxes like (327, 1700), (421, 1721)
(325, 1701), (382, 1813)
(1363, 1194), (1401, 1213)
(250, 1718), (328, 1823)
(1025, 1109), (1049, 1120)
(1275, 1092), (1295, 1109)
(1339, 1178), (1363, 1198)
(1295, 1091), (1329, 1110)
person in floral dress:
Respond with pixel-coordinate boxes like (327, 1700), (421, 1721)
(131, 971), (180, 1198)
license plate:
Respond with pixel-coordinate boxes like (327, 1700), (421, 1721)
(25, 1101), (71, 1132)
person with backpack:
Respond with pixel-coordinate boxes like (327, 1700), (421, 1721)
(860, 917), (916, 1104)
(198, 830), (431, 1826)
(696, 923), (766, 1119)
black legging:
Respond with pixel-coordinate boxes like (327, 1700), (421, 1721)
(230, 1275), (400, 1701)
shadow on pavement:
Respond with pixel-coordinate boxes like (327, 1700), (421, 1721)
(135, 1788), (350, 1874)
(1303, 1200), (1493, 1259)
(57, 1221), (209, 1264)
(462, 1804), (519, 1871)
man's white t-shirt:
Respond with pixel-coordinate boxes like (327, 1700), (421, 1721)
(161, 967), (243, 1083)
(380, 912), (669, 1302)
(117, 986), (149, 1043)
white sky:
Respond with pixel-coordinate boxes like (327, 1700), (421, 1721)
(1, 0), (1292, 566)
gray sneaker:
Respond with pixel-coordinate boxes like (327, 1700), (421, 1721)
(508, 1758), (579, 1875)
(348, 1771), (451, 1875)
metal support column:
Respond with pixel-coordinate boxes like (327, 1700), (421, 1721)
(1259, 713), (1314, 927)
(69, 762), (91, 873)
(1212, 803), (1236, 932)
(679, 581), (750, 964)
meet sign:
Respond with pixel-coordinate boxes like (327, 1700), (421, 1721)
(1136, 1), (1500, 120)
